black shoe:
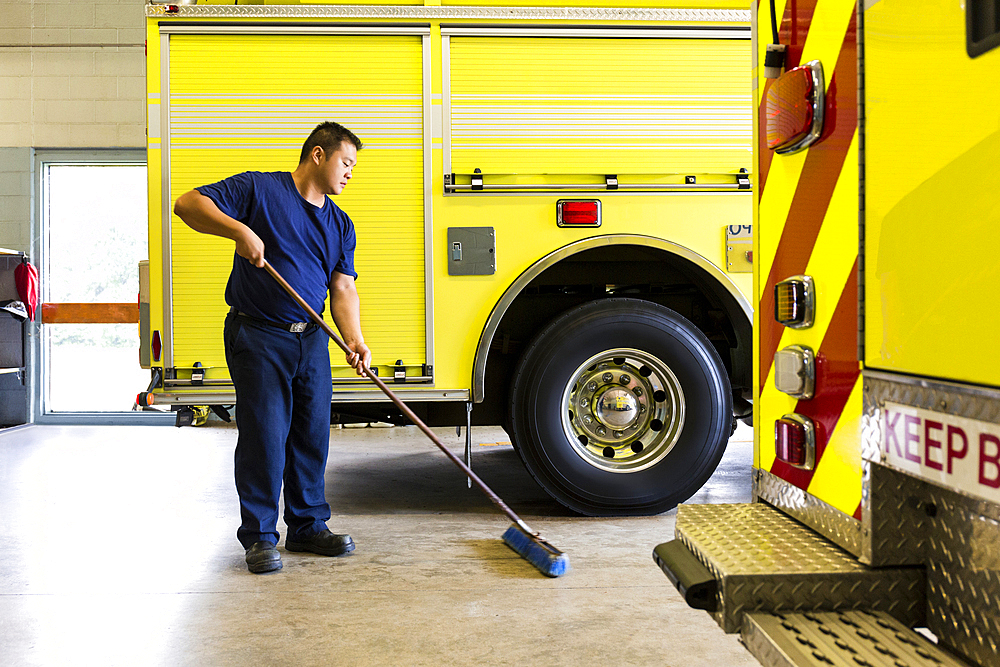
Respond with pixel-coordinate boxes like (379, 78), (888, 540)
(245, 541), (282, 574)
(285, 529), (355, 557)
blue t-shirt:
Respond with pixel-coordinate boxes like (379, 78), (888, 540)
(196, 171), (357, 323)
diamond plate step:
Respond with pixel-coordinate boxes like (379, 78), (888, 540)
(674, 503), (925, 633)
(742, 610), (970, 667)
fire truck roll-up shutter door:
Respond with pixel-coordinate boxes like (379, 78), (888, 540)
(447, 33), (751, 182)
(167, 33), (426, 380)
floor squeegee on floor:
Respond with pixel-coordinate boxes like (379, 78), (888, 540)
(264, 260), (569, 578)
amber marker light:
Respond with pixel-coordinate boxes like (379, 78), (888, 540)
(774, 275), (815, 329)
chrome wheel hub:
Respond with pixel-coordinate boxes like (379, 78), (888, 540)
(562, 348), (685, 473)
(595, 388), (638, 429)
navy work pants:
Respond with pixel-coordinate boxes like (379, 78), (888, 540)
(224, 312), (333, 549)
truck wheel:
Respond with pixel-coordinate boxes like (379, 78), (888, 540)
(508, 298), (732, 516)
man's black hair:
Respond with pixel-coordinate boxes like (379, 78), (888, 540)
(298, 121), (363, 164)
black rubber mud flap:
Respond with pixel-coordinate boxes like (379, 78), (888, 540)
(652, 539), (718, 611)
(174, 407), (194, 428)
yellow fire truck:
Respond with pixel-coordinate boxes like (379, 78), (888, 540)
(655, 0), (1000, 664)
(140, 0), (755, 515)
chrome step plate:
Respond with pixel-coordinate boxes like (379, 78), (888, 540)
(742, 610), (970, 667)
(675, 503), (925, 632)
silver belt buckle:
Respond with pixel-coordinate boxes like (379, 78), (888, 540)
(290, 322), (307, 333)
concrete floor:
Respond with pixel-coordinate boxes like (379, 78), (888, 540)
(0, 421), (758, 666)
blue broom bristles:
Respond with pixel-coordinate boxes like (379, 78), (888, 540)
(502, 524), (569, 578)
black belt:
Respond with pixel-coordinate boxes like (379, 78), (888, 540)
(232, 310), (316, 333)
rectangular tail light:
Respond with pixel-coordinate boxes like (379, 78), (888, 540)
(557, 200), (602, 227)
(775, 414), (816, 470)
(765, 60), (825, 155)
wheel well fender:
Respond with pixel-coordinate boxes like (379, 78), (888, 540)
(472, 234), (753, 403)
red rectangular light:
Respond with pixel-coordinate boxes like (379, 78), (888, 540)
(152, 330), (161, 362)
(774, 414), (816, 469)
(557, 200), (601, 227)
(765, 61), (825, 154)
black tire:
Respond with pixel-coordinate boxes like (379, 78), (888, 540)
(508, 298), (732, 516)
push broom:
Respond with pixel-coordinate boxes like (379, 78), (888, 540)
(263, 260), (569, 578)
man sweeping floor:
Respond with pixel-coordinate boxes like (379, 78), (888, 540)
(173, 121), (372, 574)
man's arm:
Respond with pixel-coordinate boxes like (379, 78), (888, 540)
(329, 271), (371, 375)
(174, 190), (265, 268)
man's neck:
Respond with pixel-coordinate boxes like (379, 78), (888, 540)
(291, 168), (327, 208)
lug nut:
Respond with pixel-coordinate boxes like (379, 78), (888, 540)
(602, 373), (613, 383)
(583, 415), (593, 424)
(613, 430), (623, 438)
(620, 374), (631, 385)
(596, 426), (607, 437)
(587, 381), (598, 392)
(633, 387), (643, 397)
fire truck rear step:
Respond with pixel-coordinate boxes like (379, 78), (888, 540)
(742, 610), (970, 667)
(654, 503), (926, 634)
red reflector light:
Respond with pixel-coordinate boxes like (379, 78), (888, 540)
(775, 420), (807, 465)
(765, 60), (825, 154)
(557, 200), (601, 227)
(774, 414), (816, 469)
(152, 330), (161, 362)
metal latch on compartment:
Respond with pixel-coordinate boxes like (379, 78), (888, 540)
(447, 227), (496, 276)
(191, 361), (204, 386)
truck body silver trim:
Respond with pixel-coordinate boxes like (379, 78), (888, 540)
(861, 460), (1000, 667)
(441, 34), (452, 178)
(148, 5), (751, 23)
(157, 22), (433, 379)
(446, 182), (751, 193)
(149, 389), (469, 405)
(857, 371), (1000, 665)
(422, 32), (435, 375)
(160, 32), (174, 368)
(158, 24), (431, 35)
(753, 468), (861, 555)
(440, 26), (749, 38)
